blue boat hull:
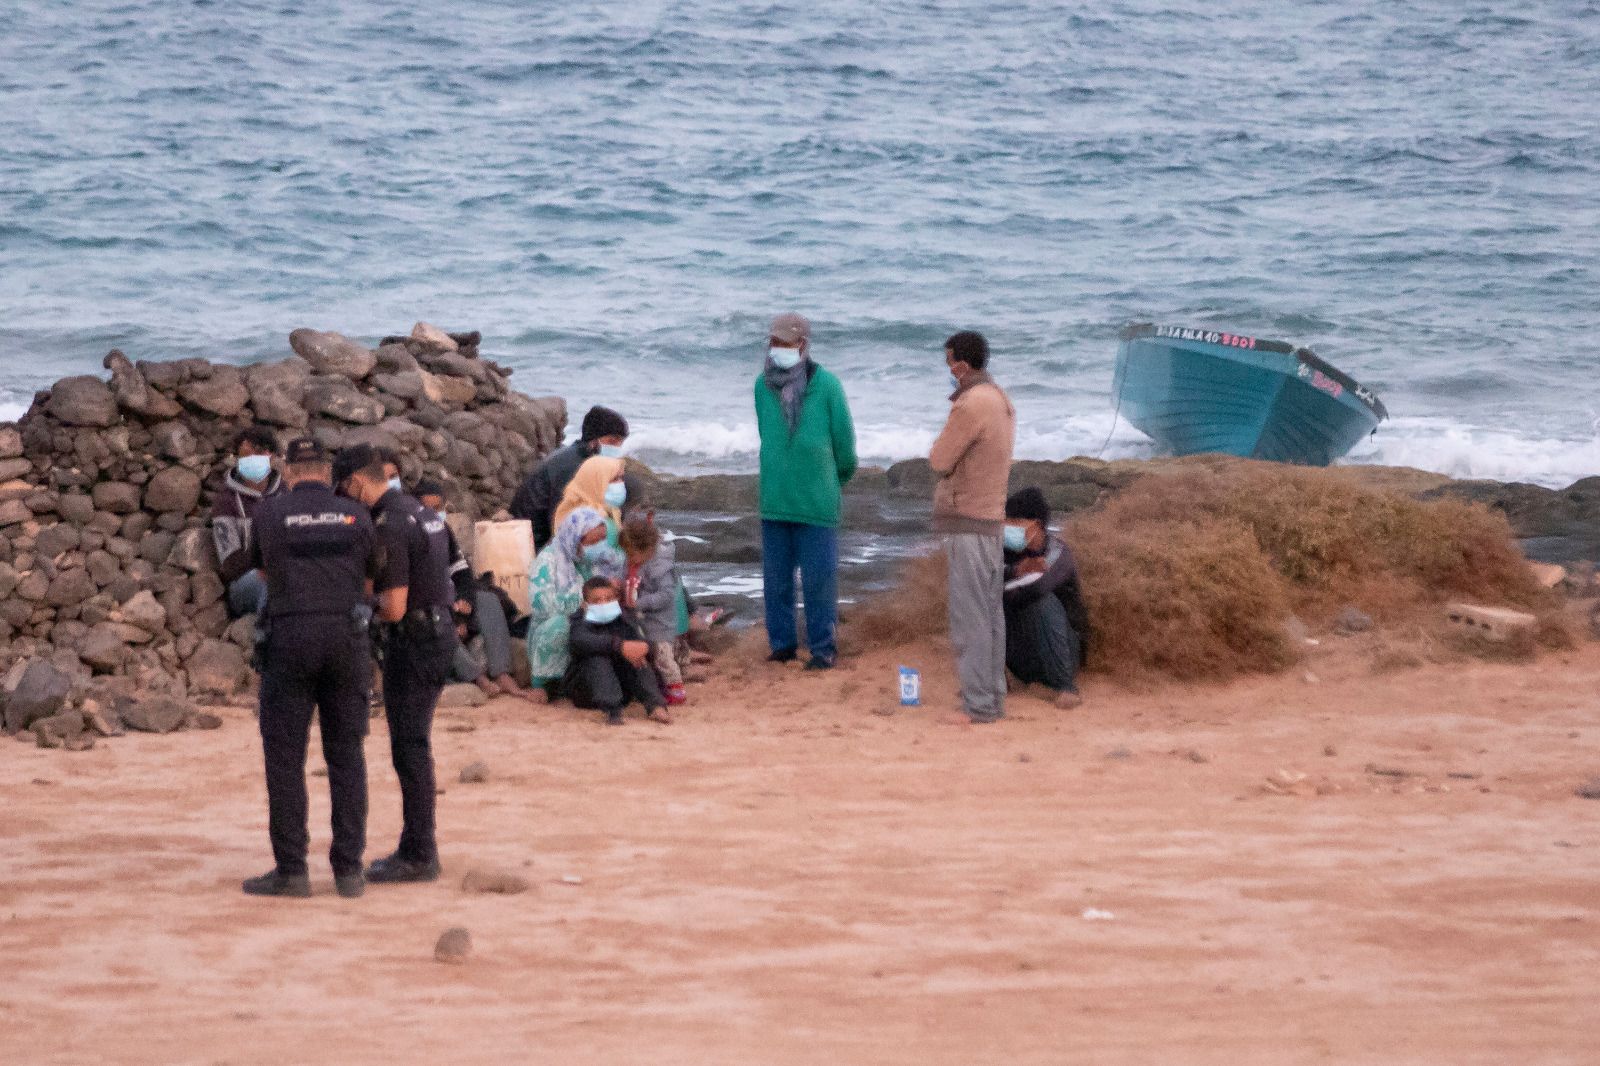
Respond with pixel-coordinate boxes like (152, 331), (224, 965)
(1113, 325), (1386, 467)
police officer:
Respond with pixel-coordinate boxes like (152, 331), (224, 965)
(332, 444), (457, 885)
(241, 438), (379, 900)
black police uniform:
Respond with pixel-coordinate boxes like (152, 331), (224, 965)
(371, 487), (458, 870)
(248, 478), (378, 882)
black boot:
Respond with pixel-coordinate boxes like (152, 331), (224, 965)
(606, 708), (625, 726)
(242, 869), (312, 898)
(366, 852), (441, 884)
(334, 870), (366, 899)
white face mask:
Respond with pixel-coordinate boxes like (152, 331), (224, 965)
(386, 476), (403, 493)
(598, 444), (625, 459)
(770, 346), (802, 370)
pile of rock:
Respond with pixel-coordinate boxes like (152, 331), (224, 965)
(0, 323), (565, 748)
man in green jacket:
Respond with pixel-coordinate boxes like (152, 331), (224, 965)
(755, 312), (857, 670)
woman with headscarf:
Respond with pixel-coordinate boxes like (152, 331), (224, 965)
(525, 507), (612, 700)
(553, 456), (628, 577)
(754, 311), (857, 670)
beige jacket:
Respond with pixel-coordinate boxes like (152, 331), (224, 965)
(929, 371), (1016, 534)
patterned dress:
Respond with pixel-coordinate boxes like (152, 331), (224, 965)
(526, 507), (608, 686)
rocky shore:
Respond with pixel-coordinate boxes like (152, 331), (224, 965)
(3, 323), (1593, 750)
(0, 324), (565, 750)
(643, 453), (1600, 618)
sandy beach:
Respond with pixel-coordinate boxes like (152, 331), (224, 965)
(4, 633), (1597, 1066)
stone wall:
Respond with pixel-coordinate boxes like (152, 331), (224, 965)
(0, 323), (565, 748)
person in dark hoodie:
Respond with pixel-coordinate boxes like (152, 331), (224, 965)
(212, 426), (284, 617)
(565, 576), (669, 726)
(1001, 487), (1090, 709)
(510, 405), (639, 551)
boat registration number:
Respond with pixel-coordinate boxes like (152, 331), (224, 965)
(1154, 325), (1257, 349)
(1297, 362), (1345, 398)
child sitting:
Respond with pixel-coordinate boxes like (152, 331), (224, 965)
(565, 576), (669, 726)
(618, 517), (695, 706)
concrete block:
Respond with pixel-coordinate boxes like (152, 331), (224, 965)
(1445, 603), (1536, 643)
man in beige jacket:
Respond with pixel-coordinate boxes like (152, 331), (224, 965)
(929, 331), (1017, 723)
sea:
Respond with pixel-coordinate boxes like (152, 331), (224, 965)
(3, 1), (1598, 487)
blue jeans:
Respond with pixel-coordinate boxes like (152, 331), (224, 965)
(761, 520), (838, 663)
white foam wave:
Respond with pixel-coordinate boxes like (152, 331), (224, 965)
(631, 411), (1596, 490)
(0, 397), (29, 423)
(1345, 417), (1600, 489)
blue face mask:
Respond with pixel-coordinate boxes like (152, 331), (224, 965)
(236, 454), (271, 482)
(386, 476), (403, 493)
(1003, 524), (1029, 552)
(604, 481), (627, 508)
(584, 600), (622, 625)
(949, 372), (962, 392)
(598, 444), (624, 459)
(770, 346), (802, 370)
(582, 540), (612, 563)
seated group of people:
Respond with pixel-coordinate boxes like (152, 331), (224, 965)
(211, 405), (1086, 727)
(212, 406), (707, 727)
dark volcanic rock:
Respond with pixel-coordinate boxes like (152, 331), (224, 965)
(244, 358), (312, 428)
(120, 696), (192, 734)
(289, 329), (377, 380)
(46, 376), (119, 428)
(3, 660), (72, 734)
(143, 467), (203, 514)
(305, 377), (385, 425)
(104, 349), (182, 419)
(91, 482), (142, 515)
(1422, 477), (1600, 564)
(185, 638), (248, 697)
(179, 364), (249, 418)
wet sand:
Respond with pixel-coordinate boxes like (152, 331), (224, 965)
(3, 637), (1598, 1065)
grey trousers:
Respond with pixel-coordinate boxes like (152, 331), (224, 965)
(945, 533), (1006, 722)
(450, 589), (515, 682)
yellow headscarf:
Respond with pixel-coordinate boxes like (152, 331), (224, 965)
(554, 456), (625, 530)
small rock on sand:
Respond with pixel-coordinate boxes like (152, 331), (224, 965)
(1575, 777), (1600, 800)
(461, 869), (529, 894)
(459, 761), (490, 784)
(434, 927), (472, 964)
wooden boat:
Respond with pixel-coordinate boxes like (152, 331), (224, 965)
(1113, 323), (1387, 466)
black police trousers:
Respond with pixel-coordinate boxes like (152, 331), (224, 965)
(258, 615), (372, 877)
(381, 636), (450, 864)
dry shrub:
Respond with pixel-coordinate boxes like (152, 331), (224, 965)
(1071, 516), (1296, 681)
(1082, 465), (1544, 621)
(848, 462), (1547, 684)
(838, 551), (948, 656)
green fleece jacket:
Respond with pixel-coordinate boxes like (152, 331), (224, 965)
(754, 364), (858, 527)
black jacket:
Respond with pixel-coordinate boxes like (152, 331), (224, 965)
(510, 441), (647, 550)
(1004, 534), (1090, 666)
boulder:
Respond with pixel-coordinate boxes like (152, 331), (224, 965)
(151, 422), (198, 460)
(56, 493), (95, 523)
(46, 376), (119, 427)
(144, 467), (203, 514)
(32, 710), (87, 749)
(410, 321), (459, 353)
(178, 364), (249, 418)
(289, 329), (376, 380)
(434, 927), (471, 964)
(104, 349), (182, 419)
(91, 481), (142, 515)
(431, 375), (477, 410)
(120, 696), (192, 734)
(0, 425), (22, 459)
(2, 659), (73, 734)
(166, 528), (216, 573)
(0, 498), (33, 527)
(79, 622), (131, 673)
(185, 638), (248, 696)
(0, 458), (32, 481)
(46, 568), (97, 607)
(243, 358), (312, 428)
(304, 377), (385, 425)
(373, 343), (420, 374)
(34, 523), (82, 559)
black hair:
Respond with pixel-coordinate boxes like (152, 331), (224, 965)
(1005, 487), (1051, 526)
(582, 576), (616, 599)
(945, 331), (990, 371)
(413, 478), (445, 500)
(330, 444), (387, 488)
(377, 447), (401, 471)
(232, 426), (279, 455)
